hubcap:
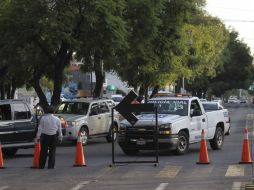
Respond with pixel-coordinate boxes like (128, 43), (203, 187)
(179, 136), (187, 151)
(217, 131), (223, 146)
(113, 127), (117, 140)
(80, 130), (88, 144)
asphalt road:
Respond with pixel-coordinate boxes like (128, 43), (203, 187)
(1, 103), (254, 190)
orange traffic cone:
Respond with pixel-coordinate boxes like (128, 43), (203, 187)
(73, 132), (86, 167)
(31, 140), (41, 168)
(0, 142), (5, 169)
(239, 128), (252, 164)
(197, 129), (210, 164)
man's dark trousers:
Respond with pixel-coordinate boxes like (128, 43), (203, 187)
(39, 133), (57, 169)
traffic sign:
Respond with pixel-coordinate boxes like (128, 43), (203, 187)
(115, 90), (154, 125)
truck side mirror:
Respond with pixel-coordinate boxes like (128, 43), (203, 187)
(191, 109), (201, 117)
(190, 109), (194, 117)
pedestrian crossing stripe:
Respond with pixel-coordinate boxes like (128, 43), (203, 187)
(225, 165), (245, 177)
(101, 164), (247, 179)
(231, 182), (242, 190)
(155, 165), (182, 178)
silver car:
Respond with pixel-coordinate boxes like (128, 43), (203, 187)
(55, 98), (119, 145)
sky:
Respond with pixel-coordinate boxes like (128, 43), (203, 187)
(205, 0), (254, 54)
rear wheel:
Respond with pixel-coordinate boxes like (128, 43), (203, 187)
(174, 131), (189, 155)
(106, 124), (118, 143)
(2, 148), (18, 157)
(209, 127), (224, 150)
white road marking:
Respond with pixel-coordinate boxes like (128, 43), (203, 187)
(225, 165), (245, 177)
(156, 165), (181, 178)
(231, 182), (242, 190)
(0, 186), (9, 190)
(154, 183), (169, 190)
(70, 181), (91, 190)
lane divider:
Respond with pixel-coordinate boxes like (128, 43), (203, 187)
(70, 180), (97, 190)
(231, 182), (242, 190)
(0, 186), (9, 190)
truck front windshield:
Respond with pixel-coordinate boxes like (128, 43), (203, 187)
(55, 102), (89, 115)
(148, 100), (188, 116)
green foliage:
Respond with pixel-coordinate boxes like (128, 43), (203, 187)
(209, 31), (254, 95)
(0, 0), (253, 101)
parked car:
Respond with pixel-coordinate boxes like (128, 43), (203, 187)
(54, 98), (120, 145)
(118, 96), (230, 155)
(239, 97), (247, 103)
(228, 97), (239, 103)
(0, 99), (37, 156)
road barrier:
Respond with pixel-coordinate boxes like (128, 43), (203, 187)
(0, 142), (4, 169)
(73, 132), (86, 167)
(196, 129), (210, 164)
(31, 140), (41, 168)
(239, 127), (252, 164)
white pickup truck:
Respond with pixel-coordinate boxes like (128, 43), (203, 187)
(118, 96), (230, 155)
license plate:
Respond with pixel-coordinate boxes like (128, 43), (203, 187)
(136, 139), (146, 145)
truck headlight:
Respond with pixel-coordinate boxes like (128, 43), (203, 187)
(159, 124), (172, 135)
(119, 123), (127, 131)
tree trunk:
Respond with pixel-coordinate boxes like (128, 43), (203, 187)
(149, 85), (159, 99)
(51, 42), (71, 106)
(10, 85), (16, 99)
(6, 84), (11, 99)
(138, 85), (145, 96)
(0, 85), (4, 100)
(32, 79), (49, 112)
(175, 79), (181, 94)
(93, 52), (104, 98)
(51, 61), (64, 106)
(94, 69), (104, 98)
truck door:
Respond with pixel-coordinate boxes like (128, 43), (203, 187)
(0, 104), (15, 144)
(189, 100), (208, 143)
(12, 103), (35, 142)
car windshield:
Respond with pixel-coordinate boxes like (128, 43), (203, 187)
(148, 100), (188, 116)
(55, 102), (89, 115)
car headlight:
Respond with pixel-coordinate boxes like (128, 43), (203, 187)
(67, 121), (78, 128)
(159, 123), (172, 135)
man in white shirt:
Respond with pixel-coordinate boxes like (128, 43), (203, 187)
(36, 106), (63, 169)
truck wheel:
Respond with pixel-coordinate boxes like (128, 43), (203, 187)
(174, 131), (189, 155)
(79, 127), (89, 145)
(121, 147), (139, 155)
(209, 127), (224, 150)
(106, 124), (118, 143)
(2, 148), (18, 157)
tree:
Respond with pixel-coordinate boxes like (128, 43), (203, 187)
(77, 0), (127, 98)
(0, 0), (127, 109)
(117, 0), (165, 99)
(209, 31), (254, 96)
